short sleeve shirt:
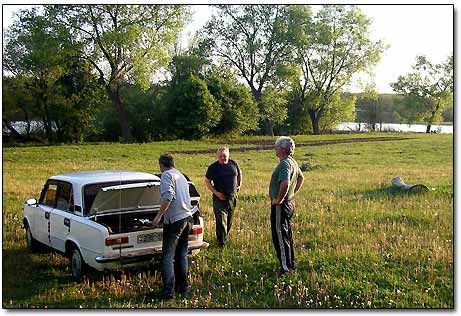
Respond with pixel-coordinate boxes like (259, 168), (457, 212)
(205, 159), (241, 197)
(269, 156), (304, 200)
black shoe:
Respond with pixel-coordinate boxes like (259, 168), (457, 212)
(161, 292), (175, 301)
(176, 287), (190, 296)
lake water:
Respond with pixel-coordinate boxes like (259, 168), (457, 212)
(336, 122), (453, 134)
(3, 121), (454, 135)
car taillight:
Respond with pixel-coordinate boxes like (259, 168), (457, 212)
(191, 226), (203, 235)
(105, 236), (129, 246)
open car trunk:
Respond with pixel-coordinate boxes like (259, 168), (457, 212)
(88, 182), (162, 234)
(93, 209), (161, 234)
(88, 181), (200, 234)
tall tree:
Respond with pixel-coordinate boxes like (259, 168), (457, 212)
(200, 5), (310, 135)
(47, 5), (190, 142)
(3, 8), (71, 142)
(391, 54), (453, 133)
(293, 5), (386, 134)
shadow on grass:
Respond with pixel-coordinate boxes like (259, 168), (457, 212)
(2, 247), (71, 304)
(2, 245), (164, 307)
(360, 186), (429, 200)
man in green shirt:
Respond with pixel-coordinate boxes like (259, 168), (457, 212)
(269, 136), (304, 274)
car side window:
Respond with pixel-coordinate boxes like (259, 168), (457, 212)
(42, 184), (57, 207)
(56, 182), (73, 212)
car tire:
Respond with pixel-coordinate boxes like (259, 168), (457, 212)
(70, 247), (87, 282)
(25, 225), (39, 252)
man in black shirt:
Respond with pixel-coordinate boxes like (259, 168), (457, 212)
(205, 147), (242, 246)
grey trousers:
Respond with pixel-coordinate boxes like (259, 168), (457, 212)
(213, 196), (237, 245)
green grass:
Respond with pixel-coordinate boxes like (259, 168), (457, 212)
(2, 133), (453, 308)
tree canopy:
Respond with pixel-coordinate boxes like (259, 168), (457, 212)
(292, 5), (386, 134)
(46, 5), (191, 142)
(391, 54), (453, 133)
(200, 5), (309, 135)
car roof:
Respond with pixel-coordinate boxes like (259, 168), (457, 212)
(49, 170), (160, 187)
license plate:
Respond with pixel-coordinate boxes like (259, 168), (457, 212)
(137, 232), (162, 244)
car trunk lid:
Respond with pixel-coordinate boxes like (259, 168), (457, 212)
(89, 182), (161, 216)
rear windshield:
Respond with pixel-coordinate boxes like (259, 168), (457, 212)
(83, 180), (159, 216)
(83, 179), (200, 215)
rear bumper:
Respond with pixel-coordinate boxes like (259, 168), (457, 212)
(95, 241), (209, 264)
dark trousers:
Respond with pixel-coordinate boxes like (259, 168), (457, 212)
(270, 200), (296, 273)
(161, 216), (193, 296)
(213, 196), (237, 245)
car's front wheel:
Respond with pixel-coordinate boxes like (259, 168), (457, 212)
(70, 247), (87, 282)
(25, 225), (39, 252)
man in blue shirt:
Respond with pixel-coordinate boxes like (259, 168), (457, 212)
(153, 154), (194, 300)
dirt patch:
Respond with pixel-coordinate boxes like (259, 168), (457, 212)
(171, 136), (414, 155)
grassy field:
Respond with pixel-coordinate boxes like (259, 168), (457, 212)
(2, 133), (453, 308)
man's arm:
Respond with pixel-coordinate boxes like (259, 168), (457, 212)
(153, 172), (174, 226)
(236, 165), (242, 191)
(153, 200), (170, 226)
(294, 174), (304, 194)
(272, 180), (289, 205)
(204, 177), (226, 200)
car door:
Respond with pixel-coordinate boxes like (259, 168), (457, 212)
(35, 181), (57, 246)
(50, 181), (75, 253)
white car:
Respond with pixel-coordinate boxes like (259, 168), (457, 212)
(22, 170), (209, 281)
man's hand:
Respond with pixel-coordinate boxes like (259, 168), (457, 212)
(215, 191), (226, 201)
(153, 200), (170, 227)
(205, 177), (226, 201)
(271, 198), (281, 205)
(153, 214), (162, 227)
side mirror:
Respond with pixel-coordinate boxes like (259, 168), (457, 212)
(25, 198), (38, 206)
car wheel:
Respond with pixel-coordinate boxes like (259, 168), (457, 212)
(25, 225), (39, 252)
(70, 247), (87, 282)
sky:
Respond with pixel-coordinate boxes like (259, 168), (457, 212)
(1, 3), (454, 94)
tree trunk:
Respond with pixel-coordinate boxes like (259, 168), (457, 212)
(41, 100), (54, 143)
(426, 109), (437, 133)
(20, 105), (32, 137)
(36, 75), (54, 143)
(252, 88), (274, 136)
(308, 109), (320, 135)
(261, 120), (274, 136)
(107, 83), (133, 143)
(425, 123), (432, 133)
